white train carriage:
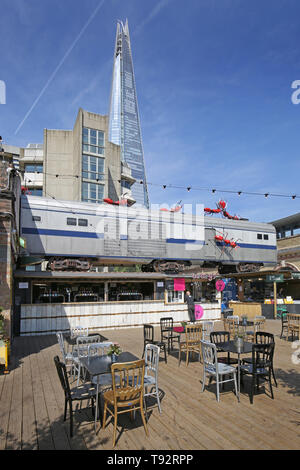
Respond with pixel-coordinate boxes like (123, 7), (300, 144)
(20, 195), (277, 273)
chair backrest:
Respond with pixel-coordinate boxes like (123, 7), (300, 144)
(251, 343), (274, 372)
(210, 330), (230, 345)
(144, 324), (154, 342)
(87, 342), (113, 357)
(202, 321), (214, 340)
(287, 314), (300, 325)
(225, 317), (239, 337)
(54, 355), (71, 399)
(186, 324), (202, 343)
(111, 359), (145, 405)
(56, 332), (67, 362)
(255, 332), (274, 344)
(254, 316), (266, 331)
(200, 340), (218, 373)
(71, 326), (89, 338)
(160, 317), (173, 332)
(76, 335), (101, 357)
(144, 344), (160, 379)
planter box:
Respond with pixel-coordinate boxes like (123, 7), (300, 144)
(0, 340), (9, 373)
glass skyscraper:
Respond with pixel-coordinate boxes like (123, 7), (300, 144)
(108, 20), (150, 208)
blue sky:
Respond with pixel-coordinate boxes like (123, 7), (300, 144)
(1, 0), (300, 223)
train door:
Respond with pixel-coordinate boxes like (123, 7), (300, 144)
(204, 228), (216, 260)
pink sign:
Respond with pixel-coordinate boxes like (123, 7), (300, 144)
(195, 304), (204, 320)
(174, 278), (185, 291)
(216, 280), (225, 292)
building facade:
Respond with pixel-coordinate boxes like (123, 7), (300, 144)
(108, 20), (150, 208)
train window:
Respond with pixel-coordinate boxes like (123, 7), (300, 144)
(78, 219), (88, 227)
(67, 218), (77, 226)
(32, 216), (41, 222)
(264, 234), (269, 240)
(257, 234), (262, 240)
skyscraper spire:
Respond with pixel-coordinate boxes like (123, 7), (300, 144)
(108, 20), (150, 208)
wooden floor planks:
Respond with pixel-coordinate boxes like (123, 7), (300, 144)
(0, 319), (299, 450)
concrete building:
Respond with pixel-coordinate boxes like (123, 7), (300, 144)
(271, 213), (300, 272)
(1, 108), (136, 206)
(43, 108), (135, 205)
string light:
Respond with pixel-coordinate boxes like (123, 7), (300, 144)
(20, 169), (300, 200)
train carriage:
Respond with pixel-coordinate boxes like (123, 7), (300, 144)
(20, 195), (277, 273)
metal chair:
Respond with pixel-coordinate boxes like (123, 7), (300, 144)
(54, 355), (98, 437)
(178, 323), (202, 366)
(142, 324), (167, 363)
(200, 340), (238, 402)
(70, 326), (89, 338)
(102, 359), (149, 447)
(202, 321), (214, 341)
(144, 344), (162, 415)
(56, 332), (78, 377)
(245, 316), (266, 342)
(75, 335), (101, 385)
(160, 317), (180, 353)
(240, 342), (275, 404)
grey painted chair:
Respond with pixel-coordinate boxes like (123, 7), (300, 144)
(200, 340), (238, 402)
(144, 344), (162, 416)
(75, 335), (101, 385)
(56, 331), (78, 378)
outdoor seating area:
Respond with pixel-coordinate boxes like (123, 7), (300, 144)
(0, 318), (299, 450)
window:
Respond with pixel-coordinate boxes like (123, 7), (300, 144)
(82, 128), (104, 155)
(264, 234), (269, 240)
(167, 291), (184, 303)
(78, 219), (88, 227)
(82, 155), (104, 181)
(82, 182), (104, 204)
(67, 218), (77, 226)
(24, 163), (43, 173)
(29, 188), (43, 197)
(32, 215), (41, 221)
(257, 234), (262, 240)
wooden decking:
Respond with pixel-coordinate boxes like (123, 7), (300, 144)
(0, 320), (299, 450)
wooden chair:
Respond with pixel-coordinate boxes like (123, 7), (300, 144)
(240, 342), (275, 404)
(224, 316), (239, 339)
(245, 316), (266, 342)
(142, 324), (167, 363)
(287, 314), (300, 341)
(178, 324), (202, 366)
(102, 359), (149, 447)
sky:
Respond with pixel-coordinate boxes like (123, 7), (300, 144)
(1, 0), (300, 223)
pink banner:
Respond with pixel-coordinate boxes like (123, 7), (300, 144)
(174, 278), (185, 291)
(215, 280), (225, 292)
(195, 304), (204, 320)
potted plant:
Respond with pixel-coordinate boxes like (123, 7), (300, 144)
(180, 321), (187, 332)
(107, 343), (122, 362)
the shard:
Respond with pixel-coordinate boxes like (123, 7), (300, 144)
(108, 20), (150, 208)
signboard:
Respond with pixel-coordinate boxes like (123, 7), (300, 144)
(18, 282), (28, 289)
(194, 304), (204, 320)
(266, 274), (284, 283)
(291, 273), (300, 280)
(215, 280), (225, 292)
(156, 282), (164, 287)
(174, 278), (185, 291)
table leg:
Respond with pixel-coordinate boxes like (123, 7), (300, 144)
(237, 354), (240, 402)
